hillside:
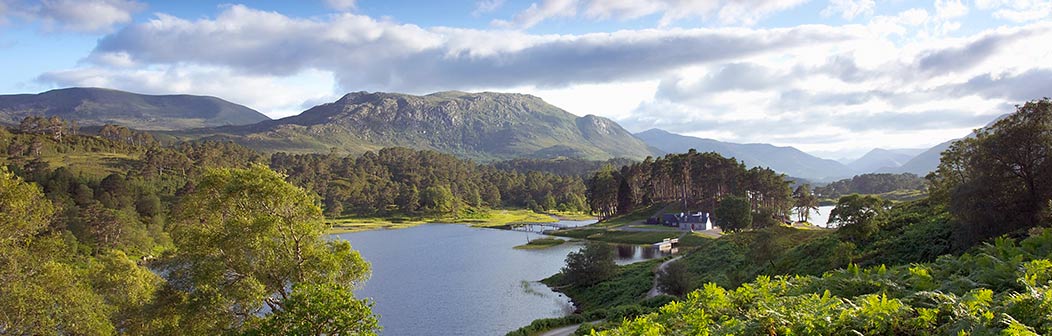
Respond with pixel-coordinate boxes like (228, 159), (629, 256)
(186, 91), (656, 161)
(635, 128), (853, 181)
(0, 87), (269, 130)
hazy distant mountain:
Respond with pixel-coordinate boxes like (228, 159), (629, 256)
(848, 148), (925, 173)
(634, 128), (854, 181)
(883, 114), (1008, 176)
(0, 87), (269, 130)
(882, 140), (955, 175)
(186, 91), (656, 161)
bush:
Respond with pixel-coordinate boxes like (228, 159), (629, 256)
(561, 242), (617, 287)
(656, 261), (691, 296)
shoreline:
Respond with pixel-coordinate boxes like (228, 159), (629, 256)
(326, 209), (594, 234)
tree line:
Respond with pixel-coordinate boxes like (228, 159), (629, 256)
(586, 150), (792, 230)
(814, 172), (927, 199)
(270, 148), (588, 217)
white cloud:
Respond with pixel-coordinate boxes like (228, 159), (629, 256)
(934, 0), (968, 19)
(88, 5), (856, 93)
(33, 4), (1052, 155)
(472, 0), (506, 16)
(821, 0), (876, 20)
(8, 0), (144, 33)
(492, 0), (577, 28)
(976, 0), (1052, 22)
(867, 8), (929, 36)
(496, 0), (810, 28)
(323, 0), (356, 11)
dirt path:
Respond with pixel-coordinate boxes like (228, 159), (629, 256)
(646, 256), (683, 298)
(538, 320), (603, 336)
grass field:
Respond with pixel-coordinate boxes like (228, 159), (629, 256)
(42, 152), (141, 178)
(326, 208), (558, 233)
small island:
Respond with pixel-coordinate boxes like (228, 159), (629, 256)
(513, 237), (567, 249)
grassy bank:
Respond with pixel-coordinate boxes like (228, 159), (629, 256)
(590, 203), (666, 228)
(507, 259), (674, 336)
(513, 238), (566, 249)
(326, 208), (558, 233)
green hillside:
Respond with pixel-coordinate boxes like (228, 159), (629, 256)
(0, 87), (269, 130)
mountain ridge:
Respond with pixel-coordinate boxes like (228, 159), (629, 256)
(847, 148), (920, 173)
(0, 87), (269, 130)
(184, 90), (657, 161)
(634, 128), (854, 181)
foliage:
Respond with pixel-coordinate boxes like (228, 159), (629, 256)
(561, 242), (619, 287)
(157, 165), (376, 334)
(792, 184), (819, 222)
(270, 148), (588, 217)
(245, 283), (379, 336)
(548, 259), (662, 310)
(829, 194), (889, 243)
(598, 229), (1052, 335)
(715, 196), (752, 232)
(929, 98), (1052, 247)
(656, 261), (691, 297)
(0, 169), (115, 335)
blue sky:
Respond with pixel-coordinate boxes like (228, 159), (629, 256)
(2, 0), (1051, 159)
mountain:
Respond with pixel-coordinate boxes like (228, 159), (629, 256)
(882, 140), (954, 175)
(0, 87), (269, 130)
(848, 148), (924, 173)
(187, 91), (657, 161)
(634, 128), (854, 181)
(883, 114), (1009, 176)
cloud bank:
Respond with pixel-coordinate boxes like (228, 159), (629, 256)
(35, 3), (1052, 156)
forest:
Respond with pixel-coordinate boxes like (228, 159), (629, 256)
(585, 150), (792, 229)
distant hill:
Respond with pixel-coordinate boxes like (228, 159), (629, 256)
(882, 140), (955, 175)
(634, 128), (853, 181)
(0, 87), (269, 130)
(184, 91), (657, 161)
(848, 148), (924, 173)
(882, 114), (1008, 176)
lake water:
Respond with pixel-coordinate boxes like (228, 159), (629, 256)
(800, 205), (836, 228)
(332, 221), (668, 336)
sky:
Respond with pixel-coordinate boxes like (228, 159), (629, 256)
(1, 0), (1050, 159)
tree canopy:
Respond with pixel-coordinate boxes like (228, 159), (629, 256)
(929, 98), (1052, 246)
(159, 165), (377, 334)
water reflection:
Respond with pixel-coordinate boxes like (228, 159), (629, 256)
(512, 219), (597, 233)
(612, 244), (675, 265)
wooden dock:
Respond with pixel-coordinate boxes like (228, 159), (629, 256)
(653, 238), (679, 250)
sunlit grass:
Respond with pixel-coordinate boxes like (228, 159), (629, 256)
(513, 238), (566, 249)
(325, 208), (558, 233)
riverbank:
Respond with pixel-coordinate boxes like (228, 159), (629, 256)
(326, 208), (589, 233)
